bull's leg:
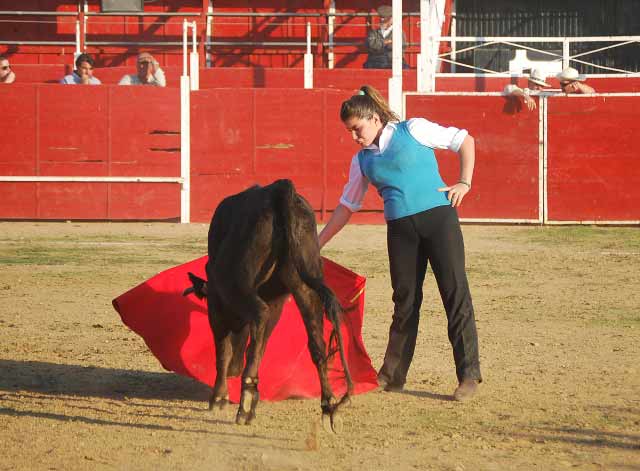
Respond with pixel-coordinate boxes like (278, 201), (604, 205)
(292, 286), (346, 433)
(209, 315), (233, 411)
(227, 325), (249, 378)
(236, 296), (285, 425)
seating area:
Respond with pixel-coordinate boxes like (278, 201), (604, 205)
(0, 2), (433, 69)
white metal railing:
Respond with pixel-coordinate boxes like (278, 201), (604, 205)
(179, 20), (198, 223)
(439, 35), (640, 75)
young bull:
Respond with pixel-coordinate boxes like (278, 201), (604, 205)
(184, 179), (353, 432)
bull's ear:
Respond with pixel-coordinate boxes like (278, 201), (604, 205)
(182, 286), (195, 297)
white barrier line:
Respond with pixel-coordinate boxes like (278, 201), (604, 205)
(459, 218), (543, 224)
(405, 92), (640, 97)
(0, 176), (183, 183)
(544, 220), (640, 225)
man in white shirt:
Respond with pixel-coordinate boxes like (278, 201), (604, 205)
(118, 52), (166, 87)
(60, 53), (101, 85)
(503, 69), (553, 111)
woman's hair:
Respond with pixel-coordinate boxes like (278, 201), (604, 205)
(339, 85), (400, 125)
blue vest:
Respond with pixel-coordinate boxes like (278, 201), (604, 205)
(357, 121), (450, 221)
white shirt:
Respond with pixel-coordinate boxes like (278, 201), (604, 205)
(504, 84), (531, 95)
(118, 67), (166, 87)
(504, 84), (561, 96)
(60, 72), (101, 85)
(339, 118), (468, 212)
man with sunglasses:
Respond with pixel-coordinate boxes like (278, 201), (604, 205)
(118, 52), (166, 87)
(60, 53), (101, 85)
(557, 67), (595, 94)
(0, 55), (16, 84)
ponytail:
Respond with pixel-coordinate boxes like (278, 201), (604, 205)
(340, 85), (400, 125)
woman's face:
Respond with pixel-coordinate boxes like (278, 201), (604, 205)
(343, 114), (383, 148)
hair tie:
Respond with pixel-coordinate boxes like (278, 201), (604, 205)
(358, 90), (366, 96)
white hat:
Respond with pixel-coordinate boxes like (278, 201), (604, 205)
(527, 69), (550, 87)
(556, 67), (586, 83)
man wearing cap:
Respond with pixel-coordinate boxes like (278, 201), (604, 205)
(557, 67), (595, 94)
(504, 69), (553, 111)
(118, 52), (166, 87)
(363, 5), (408, 69)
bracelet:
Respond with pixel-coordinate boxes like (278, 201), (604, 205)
(458, 180), (471, 188)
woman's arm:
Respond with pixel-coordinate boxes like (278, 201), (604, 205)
(438, 134), (475, 207)
(318, 204), (353, 248)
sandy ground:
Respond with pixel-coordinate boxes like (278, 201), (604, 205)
(1, 221), (639, 470)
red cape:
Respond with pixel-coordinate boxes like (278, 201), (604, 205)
(112, 256), (378, 402)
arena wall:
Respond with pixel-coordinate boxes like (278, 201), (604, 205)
(8, 63), (640, 93)
(1, 84), (638, 224)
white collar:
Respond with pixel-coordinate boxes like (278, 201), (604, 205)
(364, 122), (397, 153)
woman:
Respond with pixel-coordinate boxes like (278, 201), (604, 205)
(318, 85), (482, 401)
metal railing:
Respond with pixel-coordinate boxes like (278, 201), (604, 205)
(440, 35), (640, 75)
(2, 8), (640, 75)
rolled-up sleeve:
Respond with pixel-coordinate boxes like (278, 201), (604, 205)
(338, 154), (369, 212)
(407, 117), (469, 152)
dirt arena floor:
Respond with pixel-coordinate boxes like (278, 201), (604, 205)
(1, 221), (639, 470)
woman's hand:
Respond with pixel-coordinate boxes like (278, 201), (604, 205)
(438, 181), (471, 207)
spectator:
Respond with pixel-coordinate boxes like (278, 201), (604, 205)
(503, 69), (552, 111)
(60, 53), (101, 85)
(363, 5), (409, 69)
(118, 52), (166, 87)
(557, 67), (595, 94)
(0, 55), (15, 84)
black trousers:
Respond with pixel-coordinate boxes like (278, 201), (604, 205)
(378, 204), (482, 385)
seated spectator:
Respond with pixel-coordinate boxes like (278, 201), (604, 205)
(118, 52), (166, 87)
(503, 69), (552, 111)
(0, 55), (15, 84)
(557, 67), (595, 94)
(363, 5), (409, 69)
(60, 53), (101, 85)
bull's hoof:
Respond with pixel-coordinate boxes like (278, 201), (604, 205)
(321, 411), (332, 433)
(321, 410), (343, 434)
(235, 410), (255, 426)
(235, 383), (258, 425)
(208, 394), (229, 411)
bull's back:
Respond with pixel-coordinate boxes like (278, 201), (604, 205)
(207, 183), (285, 281)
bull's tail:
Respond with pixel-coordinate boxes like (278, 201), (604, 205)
(272, 179), (354, 395)
(183, 272), (208, 299)
(315, 282), (355, 396)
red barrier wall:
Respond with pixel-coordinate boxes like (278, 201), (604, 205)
(546, 96), (640, 222)
(0, 84), (180, 219)
(1, 85), (638, 223)
(406, 95), (541, 221)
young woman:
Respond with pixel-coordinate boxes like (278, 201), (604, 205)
(318, 85), (482, 401)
